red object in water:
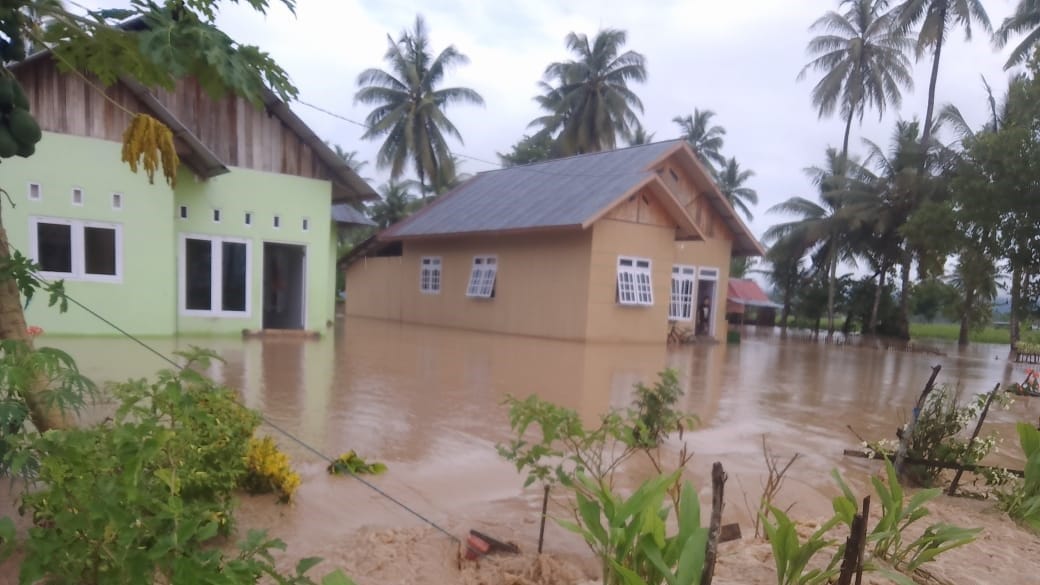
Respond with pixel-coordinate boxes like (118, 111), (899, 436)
(464, 534), (491, 560)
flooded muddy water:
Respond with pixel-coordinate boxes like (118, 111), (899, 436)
(21, 317), (1040, 573)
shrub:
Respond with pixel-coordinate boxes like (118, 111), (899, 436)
(995, 423), (1040, 532)
(244, 435), (302, 502)
(327, 450), (388, 476)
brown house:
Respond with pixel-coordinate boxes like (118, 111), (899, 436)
(343, 140), (765, 343)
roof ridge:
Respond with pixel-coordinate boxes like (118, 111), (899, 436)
(482, 138), (684, 175)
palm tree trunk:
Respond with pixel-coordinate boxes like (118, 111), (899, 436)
(841, 108), (854, 165)
(1010, 264), (1022, 350)
(0, 222), (66, 432)
(920, 7), (947, 150)
(896, 255), (912, 340)
(958, 288), (974, 347)
(868, 261), (888, 335)
(826, 245), (838, 338)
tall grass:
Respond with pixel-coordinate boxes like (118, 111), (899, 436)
(909, 323), (1010, 344)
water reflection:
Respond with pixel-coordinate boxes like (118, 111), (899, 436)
(35, 318), (1040, 535)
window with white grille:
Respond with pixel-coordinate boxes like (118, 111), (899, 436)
(420, 256), (442, 293)
(466, 255), (497, 298)
(669, 265), (696, 320)
(617, 256), (653, 306)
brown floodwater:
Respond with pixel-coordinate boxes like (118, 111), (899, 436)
(15, 316), (1040, 567)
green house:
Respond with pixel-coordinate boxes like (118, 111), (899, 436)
(3, 52), (376, 337)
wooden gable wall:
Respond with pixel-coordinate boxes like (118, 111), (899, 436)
(653, 162), (734, 242)
(14, 57), (335, 183)
(149, 77), (331, 181)
(604, 189), (676, 228)
(16, 57), (145, 143)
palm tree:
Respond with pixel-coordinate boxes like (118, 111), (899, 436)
(672, 109), (726, 172)
(530, 29), (647, 155)
(355, 15), (484, 198)
(715, 158), (758, 221)
(994, 1), (1040, 70)
(328, 143), (370, 176)
(368, 180), (418, 229)
(947, 246), (998, 346)
(765, 148), (872, 336)
(765, 239), (811, 335)
(626, 125), (656, 146)
(799, 0), (915, 163)
(895, 0), (991, 152)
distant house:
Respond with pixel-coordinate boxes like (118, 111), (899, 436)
(5, 48), (376, 337)
(726, 278), (781, 326)
(343, 140), (764, 343)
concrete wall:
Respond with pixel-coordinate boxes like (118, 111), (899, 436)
(345, 230), (593, 340)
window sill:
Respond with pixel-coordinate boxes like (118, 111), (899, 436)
(37, 271), (123, 284)
(179, 310), (252, 319)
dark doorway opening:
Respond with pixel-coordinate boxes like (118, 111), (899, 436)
(263, 242), (306, 330)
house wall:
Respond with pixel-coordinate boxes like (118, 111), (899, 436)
(10, 132), (177, 336)
(585, 191), (680, 343)
(174, 169), (335, 335)
(345, 230), (594, 340)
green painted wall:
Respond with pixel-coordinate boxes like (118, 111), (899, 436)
(2, 132), (339, 337)
(6, 132), (176, 336)
(174, 168), (335, 335)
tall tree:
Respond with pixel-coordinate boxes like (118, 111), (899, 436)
(994, 0), (1040, 69)
(715, 157), (759, 221)
(799, 0), (915, 163)
(947, 246), (998, 346)
(498, 133), (555, 166)
(355, 15), (484, 198)
(895, 0), (991, 153)
(0, 0), (299, 431)
(672, 109), (726, 172)
(626, 125), (656, 146)
(368, 180), (418, 228)
(530, 29), (647, 155)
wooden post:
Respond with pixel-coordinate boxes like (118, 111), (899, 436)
(701, 462), (726, 585)
(836, 496), (869, 585)
(537, 484), (550, 554)
(854, 496), (870, 585)
(947, 382), (1002, 496)
(894, 365), (942, 478)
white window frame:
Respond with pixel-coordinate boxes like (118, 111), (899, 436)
(178, 233), (253, 318)
(669, 264), (696, 321)
(465, 255), (497, 298)
(71, 187), (84, 206)
(697, 266), (720, 336)
(111, 192), (123, 210)
(420, 256), (442, 294)
(617, 256), (653, 306)
(27, 182), (40, 201)
(28, 216), (123, 283)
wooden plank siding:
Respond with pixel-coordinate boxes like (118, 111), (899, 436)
(150, 77), (331, 181)
(15, 57), (334, 183)
(16, 57), (144, 143)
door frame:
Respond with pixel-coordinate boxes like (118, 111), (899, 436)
(262, 240), (309, 330)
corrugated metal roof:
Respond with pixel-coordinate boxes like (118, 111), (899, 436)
(331, 203), (375, 226)
(382, 141), (683, 238)
(728, 279), (781, 308)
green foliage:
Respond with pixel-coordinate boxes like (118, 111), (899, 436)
(910, 278), (959, 323)
(327, 450), (388, 476)
(903, 385), (1008, 487)
(1016, 341), (1040, 355)
(497, 369), (696, 491)
(909, 323), (1010, 344)
(761, 507), (841, 585)
(557, 470), (707, 585)
(831, 460), (981, 575)
(0, 248), (68, 313)
(995, 423), (1040, 532)
(29, 0), (299, 104)
(497, 132), (556, 167)
(16, 349), (269, 583)
(631, 369), (691, 448)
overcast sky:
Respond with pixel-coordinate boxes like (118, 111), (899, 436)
(93, 0), (1026, 241)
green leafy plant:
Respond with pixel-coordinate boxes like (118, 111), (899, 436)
(631, 369), (689, 448)
(831, 460), (981, 576)
(558, 470), (707, 585)
(14, 349), (343, 584)
(761, 507), (841, 585)
(995, 422), (1040, 532)
(327, 450), (388, 476)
